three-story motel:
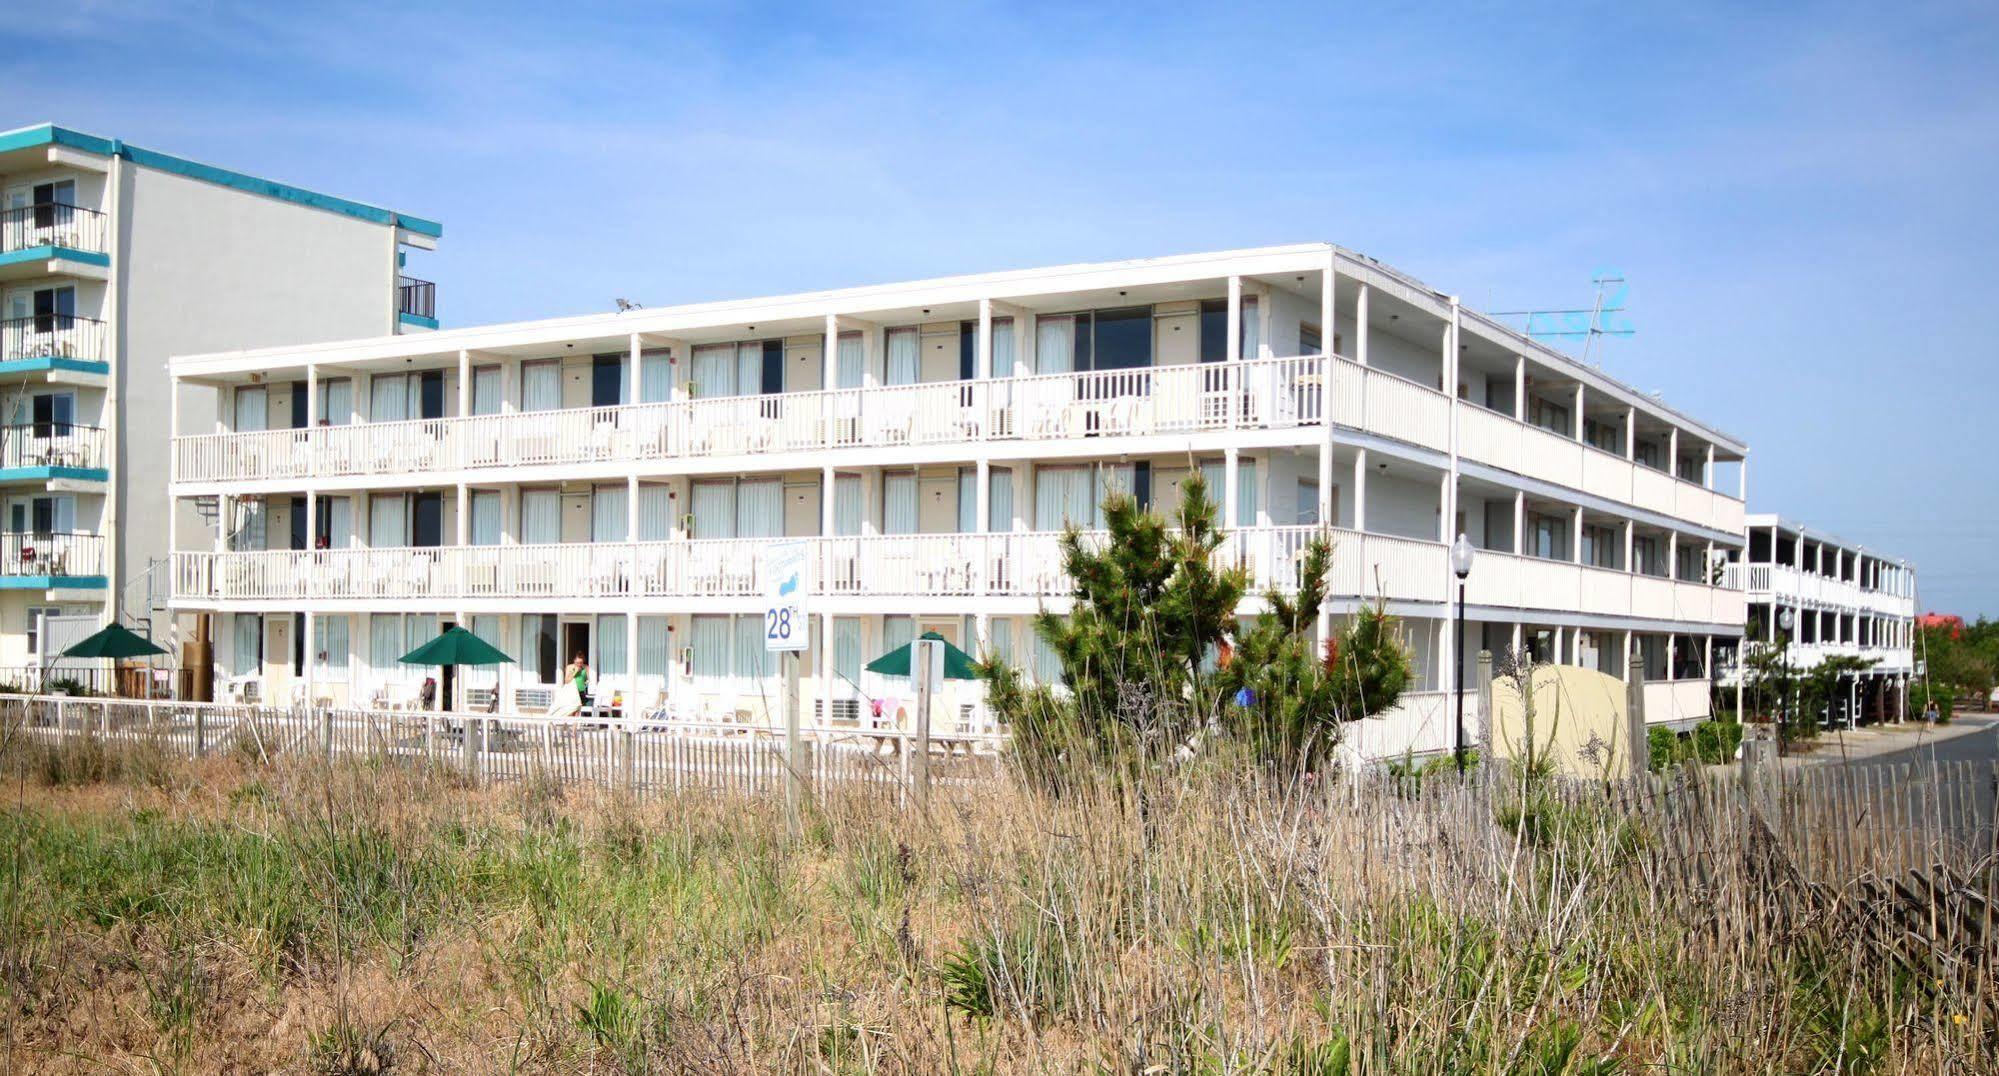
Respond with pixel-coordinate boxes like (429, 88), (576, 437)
(167, 244), (1747, 756)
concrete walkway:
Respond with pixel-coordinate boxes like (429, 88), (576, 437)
(1778, 711), (1999, 769)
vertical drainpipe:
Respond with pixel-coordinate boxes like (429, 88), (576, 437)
(102, 149), (127, 631)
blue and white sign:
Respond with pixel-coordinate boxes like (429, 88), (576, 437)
(761, 540), (811, 652)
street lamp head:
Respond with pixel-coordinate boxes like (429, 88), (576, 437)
(1451, 534), (1475, 580)
(1778, 608), (1795, 631)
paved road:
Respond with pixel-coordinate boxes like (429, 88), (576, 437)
(1833, 714), (1999, 771)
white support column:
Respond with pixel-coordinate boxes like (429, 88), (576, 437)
(1438, 472), (1452, 543)
(302, 610), (316, 706)
(1624, 408), (1636, 460)
(304, 366), (319, 548)
(455, 483), (469, 545)
(1704, 444), (1716, 490)
(1668, 427), (1681, 477)
(1512, 356), (1525, 420)
(1571, 507), (1583, 564)
(1572, 383), (1585, 442)
(975, 459), (991, 539)
(1667, 532), (1679, 582)
(1355, 284), (1370, 366)
(1223, 447), (1240, 530)
(1512, 490), (1524, 555)
(1624, 521), (1635, 574)
(1353, 449), (1369, 532)
(1739, 452), (1749, 500)
(1317, 253), (1337, 533)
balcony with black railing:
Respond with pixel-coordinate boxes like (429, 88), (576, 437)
(0, 314), (108, 366)
(0, 202), (109, 258)
(0, 531), (105, 581)
(0, 422), (108, 476)
(398, 277), (436, 326)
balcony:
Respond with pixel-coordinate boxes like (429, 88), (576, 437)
(173, 353), (1739, 532)
(398, 277), (437, 329)
(0, 315), (108, 372)
(1723, 563), (1914, 619)
(0, 203), (109, 274)
(0, 531), (105, 585)
(0, 423), (108, 479)
(1464, 550), (1744, 626)
(169, 526), (1735, 623)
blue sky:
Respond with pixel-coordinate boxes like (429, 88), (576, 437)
(12, 2), (1997, 614)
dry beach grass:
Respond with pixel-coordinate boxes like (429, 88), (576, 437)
(0, 729), (1993, 1073)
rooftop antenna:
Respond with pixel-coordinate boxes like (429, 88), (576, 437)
(615, 298), (642, 312)
(1491, 271), (1634, 367)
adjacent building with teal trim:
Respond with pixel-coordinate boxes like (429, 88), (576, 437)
(0, 121), (440, 681)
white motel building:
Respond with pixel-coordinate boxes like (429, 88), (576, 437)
(167, 243), (1753, 754)
(1725, 513), (1917, 724)
(0, 122), (439, 680)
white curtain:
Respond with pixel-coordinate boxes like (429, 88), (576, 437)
(636, 486), (671, 540)
(469, 492), (501, 545)
(992, 318), (1015, 376)
(691, 344), (734, 397)
(957, 469), (977, 534)
(233, 387), (266, 433)
(467, 616), (503, 688)
(1036, 316), (1074, 374)
(988, 469), (1014, 531)
(883, 473), (917, 535)
(314, 616), (350, 678)
(521, 362), (561, 411)
(690, 615), (730, 678)
(690, 481), (734, 539)
(404, 614), (439, 655)
(1198, 460), (1259, 524)
(370, 375), (408, 423)
(1099, 464), (1135, 524)
(834, 474), (862, 536)
(325, 497), (353, 548)
(591, 485), (629, 542)
(368, 494), (405, 548)
(1029, 631), (1062, 684)
(370, 613), (402, 672)
(230, 500), (265, 551)
(885, 328), (919, 385)
(736, 342), (762, 397)
(232, 613), (261, 677)
(735, 479), (783, 538)
(471, 367), (501, 415)
(637, 617), (669, 678)
(1240, 296), (1261, 359)
(834, 618), (862, 684)
(321, 379), (353, 425)
(836, 333), (864, 388)
(520, 490), (560, 544)
(639, 351), (672, 403)
(732, 614), (765, 679)
(1035, 467), (1092, 529)
(987, 617), (1015, 666)
(597, 614), (627, 677)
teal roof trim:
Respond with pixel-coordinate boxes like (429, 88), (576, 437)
(0, 123), (442, 238)
(398, 311), (440, 330)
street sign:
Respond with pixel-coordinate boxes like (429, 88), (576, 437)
(761, 540), (810, 652)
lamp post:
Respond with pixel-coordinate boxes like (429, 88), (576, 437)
(1451, 534), (1475, 774)
(1776, 606), (1795, 757)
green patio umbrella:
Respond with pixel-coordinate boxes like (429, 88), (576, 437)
(400, 626), (514, 712)
(60, 623), (169, 660)
(399, 625), (514, 667)
(864, 631), (983, 681)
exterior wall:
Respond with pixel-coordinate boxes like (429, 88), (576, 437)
(116, 162), (401, 645)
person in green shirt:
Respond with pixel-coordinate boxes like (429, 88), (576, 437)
(565, 652), (592, 709)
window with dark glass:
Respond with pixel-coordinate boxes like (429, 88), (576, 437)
(291, 381), (309, 429)
(761, 341), (784, 395)
(1200, 300), (1228, 362)
(32, 287), (74, 334)
(289, 496), (308, 550)
(1088, 307), (1152, 371)
(959, 322), (977, 380)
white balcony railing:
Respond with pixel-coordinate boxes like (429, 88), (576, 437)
(178, 526), (1438, 605)
(175, 352), (1741, 533)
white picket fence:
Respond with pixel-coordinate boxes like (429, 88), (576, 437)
(0, 694), (1004, 802)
